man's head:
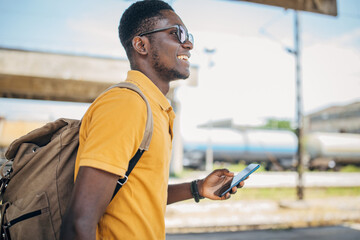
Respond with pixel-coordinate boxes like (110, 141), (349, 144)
(119, 0), (193, 83)
(119, 0), (174, 60)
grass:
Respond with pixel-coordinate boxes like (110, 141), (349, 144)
(339, 164), (360, 172)
(212, 162), (265, 173)
(211, 162), (360, 173)
(230, 187), (360, 201)
(177, 162), (360, 201)
(172, 162), (265, 178)
(176, 162), (360, 178)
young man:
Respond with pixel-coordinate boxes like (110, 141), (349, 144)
(60, 1), (244, 239)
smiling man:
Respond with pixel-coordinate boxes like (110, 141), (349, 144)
(60, 1), (244, 239)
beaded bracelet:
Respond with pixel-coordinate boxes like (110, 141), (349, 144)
(190, 180), (205, 203)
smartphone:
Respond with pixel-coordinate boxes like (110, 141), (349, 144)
(214, 163), (260, 197)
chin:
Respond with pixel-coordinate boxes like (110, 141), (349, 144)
(176, 75), (190, 81)
(179, 68), (191, 79)
(169, 69), (190, 80)
(180, 73), (190, 80)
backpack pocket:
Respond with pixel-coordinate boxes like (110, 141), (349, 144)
(2, 192), (56, 240)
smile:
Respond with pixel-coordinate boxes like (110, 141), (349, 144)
(177, 55), (189, 61)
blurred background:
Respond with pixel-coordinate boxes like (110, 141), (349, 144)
(0, 0), (359, 238)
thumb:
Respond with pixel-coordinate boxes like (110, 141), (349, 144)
(220, 168), (234, 177)
(212, 168), (234, 178)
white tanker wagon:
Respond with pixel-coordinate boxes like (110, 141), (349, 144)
(182, 128), (298, 170)
(305, 132), (360, 170)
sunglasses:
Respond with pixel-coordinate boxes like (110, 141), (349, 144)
(139, 24), (194, 45)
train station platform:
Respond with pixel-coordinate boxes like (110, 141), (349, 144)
(165, 196), (360, 234)
(166, 172), (360, 233)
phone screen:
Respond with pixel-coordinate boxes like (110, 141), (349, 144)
(214, 163), (260, 197)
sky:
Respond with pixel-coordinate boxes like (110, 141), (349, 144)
(0, 0), (359, 133)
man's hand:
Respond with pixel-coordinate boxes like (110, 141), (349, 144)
(198, 169), (245, 200)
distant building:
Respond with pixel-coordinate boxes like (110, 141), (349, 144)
(305, 101), (360, 133)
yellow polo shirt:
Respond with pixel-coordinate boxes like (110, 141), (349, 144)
(75, 70), (175, 240)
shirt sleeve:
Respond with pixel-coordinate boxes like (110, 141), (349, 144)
(78, 88), (148, 177)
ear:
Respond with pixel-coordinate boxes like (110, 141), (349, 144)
(132, 36), (148, 56)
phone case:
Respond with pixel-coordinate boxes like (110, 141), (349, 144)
(214, 164), (260, 197)
(213, 179), (232, 197)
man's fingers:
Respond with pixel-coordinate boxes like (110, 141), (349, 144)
(221, 192), (231, 200)
(230, 180), (246, 194)
(212, 168), (234, 178)
(237, 180), (245, 188)
(226, 193), (231, 199)
(223, 170), (235, 177)
(230, 186), (237, 194)
(218, 168), (234, 177)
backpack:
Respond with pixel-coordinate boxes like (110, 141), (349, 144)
(0, 82), (153, 240)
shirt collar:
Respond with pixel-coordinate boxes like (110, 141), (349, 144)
(125, 70), (173, 113)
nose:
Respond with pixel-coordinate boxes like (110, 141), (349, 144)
(182, 39), (193, 50)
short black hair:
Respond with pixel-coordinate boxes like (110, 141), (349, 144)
(119, 0), (174, 59)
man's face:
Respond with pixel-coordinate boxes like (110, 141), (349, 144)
(147, 10), (193, 81)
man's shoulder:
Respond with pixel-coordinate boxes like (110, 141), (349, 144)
(99, 87), (147, 105)
(85, 87), (148, 119)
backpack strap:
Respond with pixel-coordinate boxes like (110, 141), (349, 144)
(103, 82), (153, 200)
(111, 149), (144, 199)
(105, 82), (153, 151)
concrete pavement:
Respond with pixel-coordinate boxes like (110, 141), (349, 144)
(167, 225), (360, 240)
(165, 196), (360, 234)
(166, 172), (360, 234)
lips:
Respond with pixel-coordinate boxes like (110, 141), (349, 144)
(177, 54), (189, 61)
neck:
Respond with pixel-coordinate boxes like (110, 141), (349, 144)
(131, 62), (170, 96)
(143, 72), (170, 95)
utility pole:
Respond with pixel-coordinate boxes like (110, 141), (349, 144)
(294, 11), (304, 200)
(205, 120), (214, 172)
(204, 48), (216, 172)
(286, 11), (303, 200)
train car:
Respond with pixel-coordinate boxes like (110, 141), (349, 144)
(183, 128), (298, 170)
(305, 132), (360, 170)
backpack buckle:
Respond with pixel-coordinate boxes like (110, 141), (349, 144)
(117, 175), (128, 186)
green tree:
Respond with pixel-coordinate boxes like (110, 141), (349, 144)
(261, 118), (293, 132)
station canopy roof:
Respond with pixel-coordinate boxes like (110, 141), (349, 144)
(232, 0), (337, 16)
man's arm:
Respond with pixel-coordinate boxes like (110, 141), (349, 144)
(167, 169), (244, 205)
(60, 166), (118, 240)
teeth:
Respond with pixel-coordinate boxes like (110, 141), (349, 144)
(177, 55), (189, 60)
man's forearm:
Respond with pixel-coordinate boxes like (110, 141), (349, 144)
(60, 211), (97, 240)
(167, 180), (205, 204)
(167, 182), (193, 205)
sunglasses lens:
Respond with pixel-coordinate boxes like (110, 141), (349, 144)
(188, 34), (194, 45)
(178, 25), (186, 43)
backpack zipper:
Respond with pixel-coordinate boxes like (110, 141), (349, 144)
(4, 208), (47, 228)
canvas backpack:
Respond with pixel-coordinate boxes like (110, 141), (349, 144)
(0, 82), (153, 240)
